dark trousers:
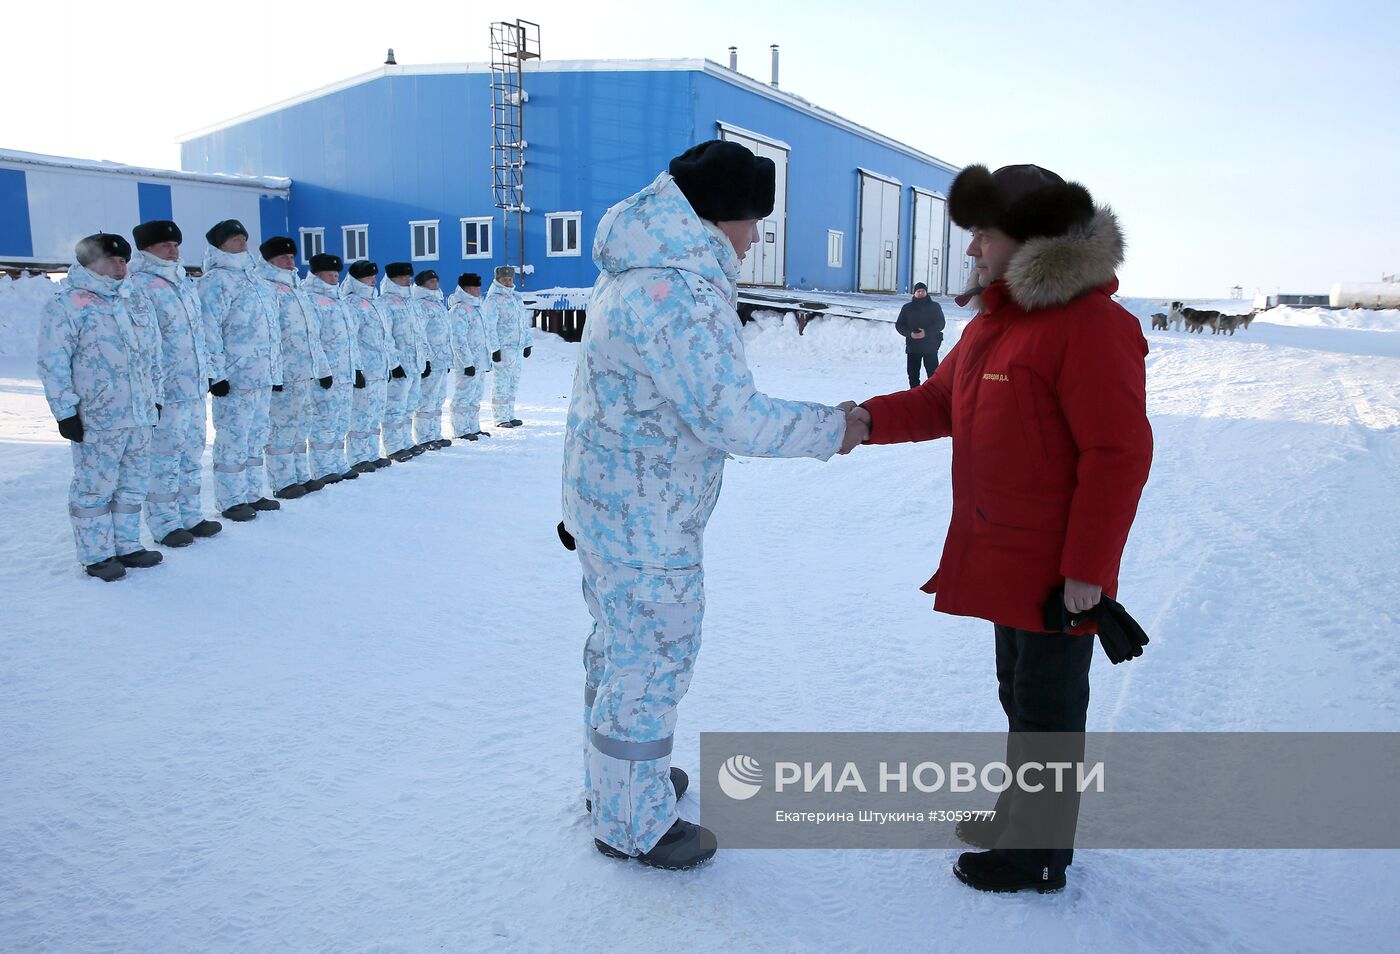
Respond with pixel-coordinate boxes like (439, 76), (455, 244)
(906, 352), (939, 388)
(987, 625), (1093, 878)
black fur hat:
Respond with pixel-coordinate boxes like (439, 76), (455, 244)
(309, 253), (343, 273)
(668, 140), (776, 222)
(132, 220), (182, 250)
(385, 262), (414, 279)
(458, 272), (482, 289)
(949, 164), (1094, 243)
(75, 233), (132, 266)
(259, 236), (297, 260)
(414, 269), (439, 286)
(348, 260), (379, 279)
(205, 219), (248, 248)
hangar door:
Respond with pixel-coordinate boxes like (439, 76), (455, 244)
(718, 123), (788, 286)
(858, 170), (901, 293)
(946, 220), (976, 296)
(910, 188), (947, 294)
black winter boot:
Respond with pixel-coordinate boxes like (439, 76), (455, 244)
(322, 473), (344, 484)
(460, 432), (479, 441)
(953, 851), (1066, 894)
(188, 520), (223, 538)
(85, 558), (126, 582)
(352, 461), (377, 475)
(303, 478), (326, 493)
(374, 457), (392, 469)
(221, 504), (256, 522)
(275, 483), (307, 500)
(595, 818), (717, 870)
(340, 470), (359, 481)
(117, 549), (163, 569)
(250, 497), (281, 512)
(159, 529), (196, 548)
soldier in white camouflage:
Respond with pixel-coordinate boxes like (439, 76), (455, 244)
(446, 272), (495, 440)
(379, 262), (426, 462)
(484, 265), (531, 427)
(199, 219), (283, 523)
(341, 260), (394, 471)
(562, 141), (862, 868)
(412, 269), (456, 449)
(304, 253), (360, 482)
(127, 220), (222, 546)
(38, 233), (165, 581)
(258, 236), (330, 498)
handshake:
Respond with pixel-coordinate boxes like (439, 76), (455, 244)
(836, 401), (871, 455)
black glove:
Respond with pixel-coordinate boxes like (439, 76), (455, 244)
(57, 413), (84, 443)
(272, 384), (284, 392)
(464, 366), (476, 377)
(355, 370), (366, 389)
(557, 521), (577, 551)
(319, 375), (333, 390)
(492, 350), (502, 363)
(1042, 587), (1149, 665)
(391, 366), (407, 379)
(209, 379), (230, 398)
(523, 346), (532, 358)
(421, 360), (432, 379)
(156, 403), (163, 418)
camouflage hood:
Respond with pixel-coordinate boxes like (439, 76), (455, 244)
(592, 172), (738, 300)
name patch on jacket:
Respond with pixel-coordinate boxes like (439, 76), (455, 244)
(982, 372), (1009, 382)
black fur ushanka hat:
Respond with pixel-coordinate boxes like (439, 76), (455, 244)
(949, 164), (1094, 243)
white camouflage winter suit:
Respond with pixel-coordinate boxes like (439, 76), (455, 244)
(447, 287), (495, 436)
(260, 261), (329, 491)
(413, 284), (456, 443)
(126, 250), (210, 539)
(341, 277), (393, 465)
(199, 247), (282, 510)
(562, 172), (846, 854)
(485, 279), (531, 423)
(379, 279), (426, 453)
(304, 274), (359, 478)
(38, 263), (162, 566)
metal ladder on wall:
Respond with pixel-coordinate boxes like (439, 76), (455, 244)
(489, 19), (540, 285)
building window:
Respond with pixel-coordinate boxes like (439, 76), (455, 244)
(546, 212), (582, 257)
(343, 225), (368, 261)
(460, 217), (493, 259)
(410, 220), (440, 261)
(827, 230), (844, 268)
(299, 227), (325, 263)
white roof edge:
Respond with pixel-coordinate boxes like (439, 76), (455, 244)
(911, 185), (947, 198)
(176, 56), (962, 174)
(716, 121), (791, 151)
(0, 146), (289, 190)
(857, 167), (903, 186)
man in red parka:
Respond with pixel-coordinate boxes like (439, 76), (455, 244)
(844, 163), (1152, 893)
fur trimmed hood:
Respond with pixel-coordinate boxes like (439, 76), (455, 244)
(962, 207), (1125, 313)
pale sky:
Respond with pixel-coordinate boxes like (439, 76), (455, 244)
(5, 0), (1395, 297)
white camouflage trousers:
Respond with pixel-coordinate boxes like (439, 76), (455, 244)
(145, 398), (206, 539)
(69, 426), (151, 565)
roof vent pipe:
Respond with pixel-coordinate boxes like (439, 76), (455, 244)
(385, 48), (397, 66)
(770, 44), (779, 87)
(728, 46), (737, 70)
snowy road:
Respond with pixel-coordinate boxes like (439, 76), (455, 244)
(1, 307), (1397, 952)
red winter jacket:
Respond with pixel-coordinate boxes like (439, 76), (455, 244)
(862, 209), (1152, 633)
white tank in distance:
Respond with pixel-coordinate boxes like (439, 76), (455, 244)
(1329, 283), (1400, 308)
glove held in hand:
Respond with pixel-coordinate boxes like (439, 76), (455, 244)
(1042, 586), (1149, 665)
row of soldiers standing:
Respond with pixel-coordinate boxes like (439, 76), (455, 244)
(37, 218), (534, 581)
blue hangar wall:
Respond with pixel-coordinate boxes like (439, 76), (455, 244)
(180, 64), (957, 292)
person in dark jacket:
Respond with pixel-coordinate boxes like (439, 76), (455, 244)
(842, 163), (1152, 895)
(895, 282), (945, 387)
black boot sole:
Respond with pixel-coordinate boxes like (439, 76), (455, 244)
(953, 864), (1066, 894)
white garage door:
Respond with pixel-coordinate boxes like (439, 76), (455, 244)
(910, 188), (947, 294)
(858, 170), (901, 293)
(718, 123), (788, 287)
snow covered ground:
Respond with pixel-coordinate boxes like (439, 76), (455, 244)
(2, 295), (1398, 952)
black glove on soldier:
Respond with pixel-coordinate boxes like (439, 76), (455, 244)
(354, 370), (365, 388)
(57, 413), (84, 443)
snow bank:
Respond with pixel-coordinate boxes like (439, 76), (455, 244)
(0, 273), (58, 362)
(742, 307), (963, 361)
(1255, 305), (1400, 332)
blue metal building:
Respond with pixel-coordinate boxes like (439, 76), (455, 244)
(0, 148), (289, 271)
(179, 57), (971, 295)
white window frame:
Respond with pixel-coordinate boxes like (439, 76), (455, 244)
(827, 229), (844, 268)
(545, 211), (583, 258)
(342, 224), (369, 262)
(460, 216), (493, 260)
(410, 219), (440, 262)
(299, 227), (325, 263)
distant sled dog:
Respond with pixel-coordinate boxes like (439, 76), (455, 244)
(1151, 312), (1169, 330)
